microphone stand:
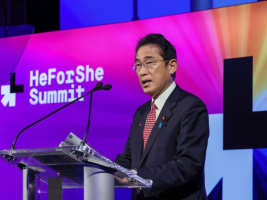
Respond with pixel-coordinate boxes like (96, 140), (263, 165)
(10, 82), (103, 150)
(81, 84), (112, 145)
(81, 92), (93, 146)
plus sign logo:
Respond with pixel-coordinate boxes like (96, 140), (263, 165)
(1, 73), (24, 107)
(224, 56), (267, 149)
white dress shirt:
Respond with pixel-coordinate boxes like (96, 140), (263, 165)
(152, 81), (176, 120)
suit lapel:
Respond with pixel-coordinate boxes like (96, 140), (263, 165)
(138, 85), (181, 167)
(134, 102), (150, 165)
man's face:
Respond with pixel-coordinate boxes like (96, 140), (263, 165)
(135, 44), (177, 99)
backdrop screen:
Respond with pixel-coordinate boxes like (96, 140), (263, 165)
(1, 2), (267, 200)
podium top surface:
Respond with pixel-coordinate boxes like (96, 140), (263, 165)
(0, 145), (152, 188)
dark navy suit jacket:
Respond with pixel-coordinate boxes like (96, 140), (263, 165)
(115, 85), (209, 200)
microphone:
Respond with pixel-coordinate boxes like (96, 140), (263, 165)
(81, 83), (112, 145)
(10, 82), (104, 150)
(102, 84), (112, 90)
(94, 82), (104, 91)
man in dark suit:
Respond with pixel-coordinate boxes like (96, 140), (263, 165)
(115, 34), (209, 200)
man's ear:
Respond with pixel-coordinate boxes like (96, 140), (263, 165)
(168, 59), (178, 74)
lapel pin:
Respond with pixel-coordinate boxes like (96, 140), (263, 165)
(159, 117), (167, 128)
(139, 123), (142, 126)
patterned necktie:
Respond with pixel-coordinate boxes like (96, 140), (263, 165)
(143, 102), (157, 151)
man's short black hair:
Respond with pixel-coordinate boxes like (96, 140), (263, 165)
(136, 33), (177, 80)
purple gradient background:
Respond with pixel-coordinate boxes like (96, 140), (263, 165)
(0, 18), (214, 198)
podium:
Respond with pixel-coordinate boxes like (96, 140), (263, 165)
(0, 133), (152, 200)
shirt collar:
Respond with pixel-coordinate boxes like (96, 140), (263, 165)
(152, 81), (176, 111)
